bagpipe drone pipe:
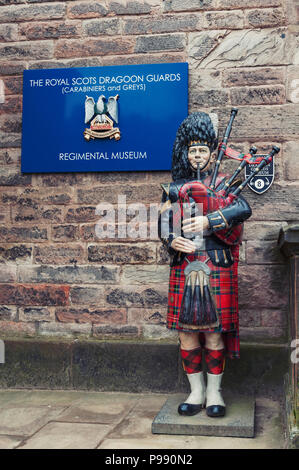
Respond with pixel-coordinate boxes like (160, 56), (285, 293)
(177, 108), (280, 328)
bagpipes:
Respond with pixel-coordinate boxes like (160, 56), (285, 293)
(178, 108), (280, 329)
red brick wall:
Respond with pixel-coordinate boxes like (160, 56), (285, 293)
(0, 0), (298, 344)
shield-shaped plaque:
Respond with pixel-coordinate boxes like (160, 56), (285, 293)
(245, 154), (275, 194)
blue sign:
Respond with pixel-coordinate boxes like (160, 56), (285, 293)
(21, 63), (188, 173)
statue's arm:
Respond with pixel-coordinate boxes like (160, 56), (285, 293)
(207, 194), (252, 232)
(206, 182), (252, 245)
(158, 186), (179, 255)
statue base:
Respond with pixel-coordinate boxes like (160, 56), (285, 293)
(152, 394), (255, 438)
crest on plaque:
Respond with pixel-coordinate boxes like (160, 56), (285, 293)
(83, 94), (120, 141)
(245, 154), (275, 194)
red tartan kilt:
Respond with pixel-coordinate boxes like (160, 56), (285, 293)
(167, 246), (240, 358)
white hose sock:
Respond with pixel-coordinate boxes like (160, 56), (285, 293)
(185, 371), (206, 405)
(206, 372), (225, 407)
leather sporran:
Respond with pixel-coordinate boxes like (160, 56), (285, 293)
(178, 259), (219, 330)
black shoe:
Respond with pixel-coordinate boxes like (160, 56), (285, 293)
(178, 403), (203, 416)
(206, 405), (225, 417)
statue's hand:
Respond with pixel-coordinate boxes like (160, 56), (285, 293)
(171, 237), (196, 253)
(182, 216), (210, 233)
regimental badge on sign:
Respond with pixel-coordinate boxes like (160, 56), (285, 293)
(245, 154), (275, 194)
(84, 94), (121, 141)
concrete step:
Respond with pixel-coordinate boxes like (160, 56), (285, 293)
(152, 394), (255, 438)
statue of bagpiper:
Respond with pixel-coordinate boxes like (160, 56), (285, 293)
(158, 110), (279, 418)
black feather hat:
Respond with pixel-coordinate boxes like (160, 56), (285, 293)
(171, 112), (218, 181)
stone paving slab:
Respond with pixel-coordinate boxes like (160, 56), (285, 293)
(0, 389), (138, 409)
(18, 422), (112, 449)
(0, 390), (285, 449)
(55, 393), (138, 425)
(107, 394), (168, 440)
(0, 405), (66, 437)
(98, 435), (273, 450)
(0, 390), (32, 406)
(0, 435), (24, 450)
(0, 390), (88, 407)
(152, 394), (255, 438)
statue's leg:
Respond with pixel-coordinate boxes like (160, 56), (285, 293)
(204, 332), (226, 417)
(177, 331), (206, 416)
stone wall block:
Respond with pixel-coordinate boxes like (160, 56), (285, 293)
(204, 10), (244, 29)
(55, 306), (127, 324)
(0, 132), (21, 148)
(19, 21), (82, 40)
(11, 205), (64, 225)
(101, 52), (186, 67)
(218, 0), (282, 9)
(51, 224), (80, 242)
(0, 320), (36, 337)
(163, 0), (215, 12)
(67, 2), (108, 19)
(0, 41), (54, 60)
(230, 85), (286, 106)
(19, 306), (53, 322)
(123, 14), (201, 35)
(88, 243), (156, 264)
(0, 265), (17, 282)
(0, 3), (66, 23)
(0, 96), (22, 115)
(0, 24), (19, 42)
(283, 141), (299, 181)
(65, 206), (98, 223)
(109, 1), (160, 16)
(82, 18), (121, 37)
(222, 67), (285, 87)
(243, 221), (288, 241)
(34, 244), (85, 265)
(210, 104), (299, 141)
(189, 30), (227, 66)
(0, 305), (17, 321)
(106, 285), (168, 308)
(69, 286), (106, 306)
(195, 28), (289, 69)
(0, 244), (32, 264)
(18, 264), (119, 284)
(286, 65), (299, 103)
(142, 324), (177, 340)
(190, 88), (230, 107)
(135, 34), (186, 53)
(55, 38), (134, 58)
(239, 264), (288, 309)
(0, 226), (48, 243)
(246, 240), (286, 264)
(121, 265), (170, 284)
(245, 8), (286, 28)
(244, 182), (299, 221)
(128, 307), (167, 325)
(0, 61), (26, 75)
(0, 149), (20, 165)
(0, 284), (70, 306)
(38, 321), (92, 337)
(77, 184), (162, 204)
(92, 324), (140, 338)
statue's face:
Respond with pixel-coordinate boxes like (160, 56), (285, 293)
(187, 145), (215, 171)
